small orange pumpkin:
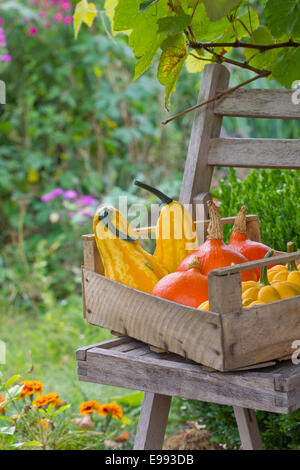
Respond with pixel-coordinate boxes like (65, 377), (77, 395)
(178, 201), (257, 282)
(228, 206), (272, 279)
(152, 257), (208, 308)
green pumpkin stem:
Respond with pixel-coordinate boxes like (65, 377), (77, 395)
(287, 241), (298, 271)
(260, 249), (274, 286)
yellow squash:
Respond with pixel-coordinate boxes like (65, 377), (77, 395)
(134, 180), (198, 273)
(93, 206), (168, 294)
(267, 242), (300, 285)
(243, 250), (300, 305)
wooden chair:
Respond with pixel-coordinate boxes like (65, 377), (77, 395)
(77, 64), (300, 450)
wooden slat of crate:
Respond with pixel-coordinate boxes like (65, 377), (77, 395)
(82, 268), (224, 370)
(76, 338), (300, 414)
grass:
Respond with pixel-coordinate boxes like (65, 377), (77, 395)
(0, 293), (137, 408)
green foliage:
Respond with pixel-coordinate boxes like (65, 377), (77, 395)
(87, 0), (300, 106)
(212, 168), (300, 251)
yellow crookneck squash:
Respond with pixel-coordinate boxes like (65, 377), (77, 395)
(134, 180), (198, 273)
(93, 206), (168, 294)
(242, 250), (300, 308)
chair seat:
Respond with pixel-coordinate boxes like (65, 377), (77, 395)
(77, 337), (300, 414)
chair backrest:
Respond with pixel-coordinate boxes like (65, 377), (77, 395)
(180, 64), (300, 226)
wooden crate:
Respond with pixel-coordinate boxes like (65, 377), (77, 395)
(82, 215), (300, 372)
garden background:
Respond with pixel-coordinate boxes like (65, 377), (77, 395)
(0, 0), (299, 450)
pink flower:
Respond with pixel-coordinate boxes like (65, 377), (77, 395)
(54, 12), (63, 22)
(63, 15), (73, 25)
(0, 18), (4, 26)
(43, 20), (51, 28)
(1, 55), (11, 62)
(38, 11), (48, 18)
(0, 40), (7, 47)
(63, 190), (78, 200)
(28, 26), (38, 36)
(61, 1), (72, 11)
(41, 188), (63, 202)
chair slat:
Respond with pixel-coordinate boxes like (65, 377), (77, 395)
(214, 89), (300, 119)
(208, 138), (300, 169)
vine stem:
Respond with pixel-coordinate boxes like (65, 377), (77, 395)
(162, 71), (269, 126)
(190, 40), (300, 51)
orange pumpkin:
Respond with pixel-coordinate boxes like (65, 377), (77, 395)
(152, 257), (208, 308)
(178, 201), (257, 282)
(228, 206), (272, 279)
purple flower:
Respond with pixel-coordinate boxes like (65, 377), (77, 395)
(75, 195), (97, 207)
(1, 55), (11, 62)
(63, 190), (78, 200)
(41, 188), (63, 202)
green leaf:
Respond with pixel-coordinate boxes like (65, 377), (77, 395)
(265, 0), (300, 39)
(134, 35), (165, 80)
(112, 391), (144, 407)
(114, 0), (140, 30)
(157, 12), (192, 35)
(190, 3), (231, 41)
(202, 0), (242, 21)
(218, 11), (260, 42)
(139, 0), (160, 12)
(271, 47), (300, 88)
(0, 416), (14, 424)
(4, 375), (21, 389)
(53, 404), (71, 417)
(185, 52), (208, 73)
(12, 441), (42, 449)
(244, 26), (280, 75)
(128, 0), (168, 56)
(158, 33), (187, 109)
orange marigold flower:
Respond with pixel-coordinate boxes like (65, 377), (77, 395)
(20, 380), (43, 398)
(0, 395), (7, 415)
(79, 400), (101, 416)
(47, 393), (62, 407)
(40, 419), (48, 428)
(33, 393), (62, 408)
(97, 402), (123, 420)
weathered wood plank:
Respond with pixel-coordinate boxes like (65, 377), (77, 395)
(82, 234), (104, 274)
(222, 296), (300, 370)
(83, 268), (223, 370)
(233, 407), (263, 450)
(210, 250), (300, 276)
(76, 337), (128, 360)
(214, 88), (300, 119)
(77, 343), (292, 413)
(134, 393), (171, 450)
(208, 138), (300, 169)
(180, 64), (230, 204)
(209, 272), (242, 314)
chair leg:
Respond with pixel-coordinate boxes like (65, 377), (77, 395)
(233, 406), (263, 450)
(134, 392), (172, 450)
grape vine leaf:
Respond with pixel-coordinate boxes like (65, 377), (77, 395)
(271, 47), (300, 88)
(185, 52), (208, 73)
(114, 0), (140, 30)
(74, 0), (97, 39)
(133, 34), (166, 80)
(157, 34), (188, 109)
(265, 0), (300, 39)
(139, 0), (160, 12)
(157, 11), (192, 35)
(244, 26), (280, 77)
(202, 0), (243, 21)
